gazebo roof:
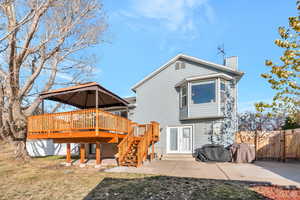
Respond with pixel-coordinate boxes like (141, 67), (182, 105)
(40, 82), (128, 109)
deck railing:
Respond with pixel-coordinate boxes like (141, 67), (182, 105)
(137, 124), (152, 166)
(151, 121), (160, 140)
(117, 122), (160, 166)
(27, 108), (130, 138)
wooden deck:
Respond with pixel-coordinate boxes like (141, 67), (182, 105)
(27, 108), (160, 167)
(27, 108), (130, 141)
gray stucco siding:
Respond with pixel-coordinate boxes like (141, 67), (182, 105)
(26, 139), (79, 157)
(134, 59), (223, 123)
(179, 106), (188, 120)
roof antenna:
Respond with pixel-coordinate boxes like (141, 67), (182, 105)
(217, 44), (226, 65)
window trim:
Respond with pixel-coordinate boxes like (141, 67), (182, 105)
(166, 125), (193, 154)
(190, 80), (216, 105)
(220, 79), (226, 104)
(180, 85), (187, 108)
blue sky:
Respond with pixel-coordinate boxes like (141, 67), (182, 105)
(92, 0), (296, 112)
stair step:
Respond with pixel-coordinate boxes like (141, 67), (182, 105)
(121, 163), (137, 167)
(119, 136), (155, 167)
(162, 154), (194, 161)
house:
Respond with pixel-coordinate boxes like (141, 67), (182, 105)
(127, 54), (244, 155)
(27, 53), (244, 164)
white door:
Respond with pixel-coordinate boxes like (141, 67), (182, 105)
(167, 126), (192, 153)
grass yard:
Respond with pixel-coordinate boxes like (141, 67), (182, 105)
(0, 141), (268, 200)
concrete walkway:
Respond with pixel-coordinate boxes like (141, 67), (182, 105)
(106, 160), (300, 187)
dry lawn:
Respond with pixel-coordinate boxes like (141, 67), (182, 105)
(0, 141), (267, 200)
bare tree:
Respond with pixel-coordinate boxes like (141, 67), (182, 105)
(238, 112), (285, 131)
(0, 0), (107, 159)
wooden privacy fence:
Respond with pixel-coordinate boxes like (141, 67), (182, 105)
(235, 128), (300, 161)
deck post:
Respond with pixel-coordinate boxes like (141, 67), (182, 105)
(41, 99), (44, 114)
(96, 89), (99, 136)
(80, 143), (86, 166)
(151, 140), (155, 161)
(95, 142), (101, 167)
(66, 143), (71, 165)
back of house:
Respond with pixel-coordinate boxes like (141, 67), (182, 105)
(129, 54), (244, 156)
(26, 54), (244, 159)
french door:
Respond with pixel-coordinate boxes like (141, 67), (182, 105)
(167, 126), (192, 153)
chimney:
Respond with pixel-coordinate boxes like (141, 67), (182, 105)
(224, 56), (238, 70)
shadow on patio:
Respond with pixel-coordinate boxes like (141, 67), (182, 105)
(83, 175), (267, 200)
(254, 161), (300, 186)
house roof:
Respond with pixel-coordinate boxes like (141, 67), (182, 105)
(40, 82), (129, 109)
(174, 73), (234, 88)
(124, 96), (136, 104)
(131, 54), (244, 92)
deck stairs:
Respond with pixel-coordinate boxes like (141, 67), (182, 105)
(118, 122), (159, 167)
(119, 140), (139, 166)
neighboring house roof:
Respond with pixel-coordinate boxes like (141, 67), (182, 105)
(174, 73), (234, 88)
(124, 96), (136, 104)
(124, 96), (136, 108)
(131, 54), (244, 92)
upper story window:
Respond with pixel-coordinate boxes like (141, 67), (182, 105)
(175, 62), (180, 70)
(191, 81), (216, 104)
(180, 85), (187, 107)
(175, 61), (186, 70)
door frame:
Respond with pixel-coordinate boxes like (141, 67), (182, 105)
(166, 125), (193, 154)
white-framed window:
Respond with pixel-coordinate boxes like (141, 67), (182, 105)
(175, 62), (180, 70)
(175, 61), (186, 70)
(181, 62), (186, 69)
(180, 85), (187, 108)
(191, 80), (216, 104)
(167, 125), (193, 153)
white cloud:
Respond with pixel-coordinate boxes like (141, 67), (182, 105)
(204, 4), (215, 24)
(120, 0), (215, 33)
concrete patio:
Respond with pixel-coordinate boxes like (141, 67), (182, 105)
(106, 159), (300, 187)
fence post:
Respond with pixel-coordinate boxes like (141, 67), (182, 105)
(66, 143), (71, 164)
(96, 142), (101, 165)
(283, 130), (286, 162)
(150, 122), (155, 161)
(254, 131), (257, 160)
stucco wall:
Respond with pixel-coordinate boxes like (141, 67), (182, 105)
(26, 139), (79, 157)
(88, 143), (118, 158)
